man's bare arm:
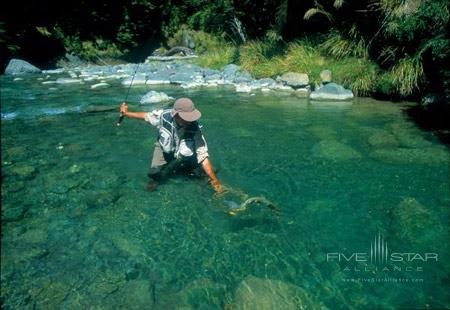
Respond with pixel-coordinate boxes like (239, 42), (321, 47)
(201, 158), (223, 193)
(120, 102), (147, 120)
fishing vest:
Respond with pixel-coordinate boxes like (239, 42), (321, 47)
(158, 110), (200, 157)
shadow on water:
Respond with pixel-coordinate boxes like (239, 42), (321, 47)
(404, 103), (450, 148)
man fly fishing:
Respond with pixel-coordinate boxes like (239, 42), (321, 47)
(119, 97), (224, 193)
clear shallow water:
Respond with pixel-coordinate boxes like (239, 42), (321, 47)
(1, 73), (449, 309)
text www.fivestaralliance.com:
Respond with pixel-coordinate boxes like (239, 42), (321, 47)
(343, 278), (424, 283)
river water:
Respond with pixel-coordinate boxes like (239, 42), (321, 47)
(1, 73), (449, 309)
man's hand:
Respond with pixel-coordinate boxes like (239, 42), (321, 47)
(120, 102), (128, 116)
(201, 158), (224, 193)
(211, 179), (225, 194)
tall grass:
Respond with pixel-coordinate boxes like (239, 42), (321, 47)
(319, 30), (368, 59)
(282, 41), (326, 83)
(328, 58), (378, 96)
(238, 41), (286, 78)
(195, 44), (236, 69)
(237, 38), (379, 95)
(390, 56), (424, 96)
(178, 28), (417, 98)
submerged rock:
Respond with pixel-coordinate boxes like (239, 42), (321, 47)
(140, 91), (174, 104)
(310, 83), (354, 101)
(367, 130), (399, 148)
(29, 280), (69, 309)
(2, 205), (28, 222)
(389, 123), (433, 148)
(233, 276), (326, 309)
(113, 280), (153, 308)
(307, 125), (338, 140)
(20, 228), (48, 244)
(89, 270), (126, 297)
(112, 235), (143, 257)
(157, 278), (226, 309)
(5, 58), (41, 75)
(11, 164), (37, 180)
(370, 147), (448, 165)
(312, 140), (362, 161)
(389, 197), (436, 245)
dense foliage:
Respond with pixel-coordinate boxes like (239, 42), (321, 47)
(1, 0), (448, 99)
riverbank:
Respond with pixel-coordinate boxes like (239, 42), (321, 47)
(6, 58), (351, 101)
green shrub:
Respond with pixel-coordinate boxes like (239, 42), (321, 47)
(195, 44), (235, 69)
(79, 39), (124, 61)
(166, 25), (226, 54)
(319, 29), (368, 59)
(375, 72), (397, 97)
(54, 27), (123, 62)
(238, 40), (286, 78)
(283, 41), (325, 82)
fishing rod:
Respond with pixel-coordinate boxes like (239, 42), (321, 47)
(116, 62), (141, 127)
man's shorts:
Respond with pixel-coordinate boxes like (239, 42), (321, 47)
(148, 142), (203, 181)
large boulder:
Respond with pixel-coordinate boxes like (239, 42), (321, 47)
(310, 82), (354, 100)
(4, 59), (41, 75)
(140, 91), (174, 104)
(232, 276), (326, 309)
(278, 72), (309, 89)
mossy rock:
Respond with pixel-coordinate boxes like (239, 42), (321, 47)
(11, 164), (37, 180)
(112, 280), (153, 309)
(312, 140), (362, 161)
(307, 126), (337, 141)
(2, 205), (28, 222)
(65, 143), (88, 153)
(157, 277), (227, 309)
(89, 270), (126, 297)
(49, 178), (83, 194)
(389, 123), (433, 148)
(370, 147), (448, 165)
(30, 281), (70, 309)
(111, 234), (144, 257)
(6, 146), (27, 157)
(367, 131), (399, 148)
(232, 276), (326, 309)
(389, 197), (437, 245)
(20, 228), (48, 243)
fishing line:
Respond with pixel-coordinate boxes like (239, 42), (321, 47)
(116, 62), (141, 126)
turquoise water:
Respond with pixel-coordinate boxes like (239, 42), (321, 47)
(1, 73), (449, 309)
